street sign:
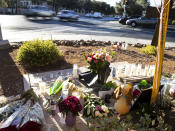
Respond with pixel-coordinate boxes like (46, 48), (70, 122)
(150, 0), (170, 104)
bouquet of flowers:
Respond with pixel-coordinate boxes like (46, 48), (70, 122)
(83, 48), (112, 73)
(83, 94), (112, 118)
(58, 96), (82, 116)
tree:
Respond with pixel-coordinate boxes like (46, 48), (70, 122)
(0, 0), (8, 8)
(115, 0), (150, 16)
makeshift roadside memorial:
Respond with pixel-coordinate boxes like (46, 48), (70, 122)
(83, 48), (113, 84)
(83, 94), (113, 118)
(58, 96), (82, 126)
(114, 84), (133, 115)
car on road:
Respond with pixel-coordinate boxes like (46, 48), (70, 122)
(24, 5), (55, 17)
(126, 16), (158, 27)
(57, 10), (79, 21)
(93, 12), (103, 18)
(114, 15), (121, 20)
(119, 15), (141, 25)
(85, 13), (93, 17)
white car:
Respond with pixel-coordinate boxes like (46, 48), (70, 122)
(85, 13), (93, 17)
(25, 5), (55, 17)
(114, 15), (121, 20)
(93, 12), (102, 18)
(57, 10), (79, 21)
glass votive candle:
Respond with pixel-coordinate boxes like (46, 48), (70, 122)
(73, 64), (78, 78)
(39, 82), (46, 94)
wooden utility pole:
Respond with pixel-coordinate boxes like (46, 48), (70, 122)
(151, 0), (170, 104)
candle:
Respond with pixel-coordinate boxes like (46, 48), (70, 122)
(73, 64), (78, 78)
(39, 82), (46, 94)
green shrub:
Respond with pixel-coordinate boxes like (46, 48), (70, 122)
(172, 20), (175, 25)
(141, 45), (157, 56)
(17, 40), (62, 66)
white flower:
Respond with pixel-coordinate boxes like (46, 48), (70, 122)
(101, 105), (109, 113)
(95, 111), (103, 117)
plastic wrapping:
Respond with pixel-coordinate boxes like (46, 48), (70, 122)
(20, 102), (45, 128)
(0, 99), (25, 123)
(0, 100), (31, 129)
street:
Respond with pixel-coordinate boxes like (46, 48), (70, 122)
(0, 15), (175, 47)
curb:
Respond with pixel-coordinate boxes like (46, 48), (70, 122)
(0, 25), (10, 49)
(0, 40), (10, 49)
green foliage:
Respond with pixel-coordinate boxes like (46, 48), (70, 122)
(17, 40), (62, 66)
(104, 81), (117, 90)
(85, 96), (173, 130)
(85, 112), (171, 131)
(141, 45), (157, 56)
(0, 0), (8, 7)
(49, 0), (115, 15)
(115, 0), (149, 15)
(138, 80), (150, 89)
(172, 20), (175, 25)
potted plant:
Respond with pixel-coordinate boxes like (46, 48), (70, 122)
(58, 96), (82, 126)
(83, 48), (113, 84)
(98, 81), (117, 99)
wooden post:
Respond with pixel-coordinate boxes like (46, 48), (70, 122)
(150, 0), (170, 104)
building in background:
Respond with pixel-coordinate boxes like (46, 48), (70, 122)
(20, 0), (32, 8)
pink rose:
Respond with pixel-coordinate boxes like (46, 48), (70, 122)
(94, 59), (98, 63)
(105, 55), (112, 62)
(87, 57), (92, 62)
(86, 53), (89, 58)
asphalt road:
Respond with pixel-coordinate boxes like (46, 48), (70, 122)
(0, 15), (175, 47)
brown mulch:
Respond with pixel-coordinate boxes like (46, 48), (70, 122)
(0, 45), (175, 97)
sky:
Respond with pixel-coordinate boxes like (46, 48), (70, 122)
(96, 0), (162, 7)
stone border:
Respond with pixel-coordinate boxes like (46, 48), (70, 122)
(9, 40), (175, 51)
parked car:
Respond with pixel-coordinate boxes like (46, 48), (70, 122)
(126, 16), (158, 27)
(24, 5), (55, 17)
(119, 15), (141, 25)
(57, 10), (79, 21)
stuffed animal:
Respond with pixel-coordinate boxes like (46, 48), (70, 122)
(114, 84), (133, 115)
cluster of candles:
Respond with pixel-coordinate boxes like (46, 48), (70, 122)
(112, 64), (156, 78)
